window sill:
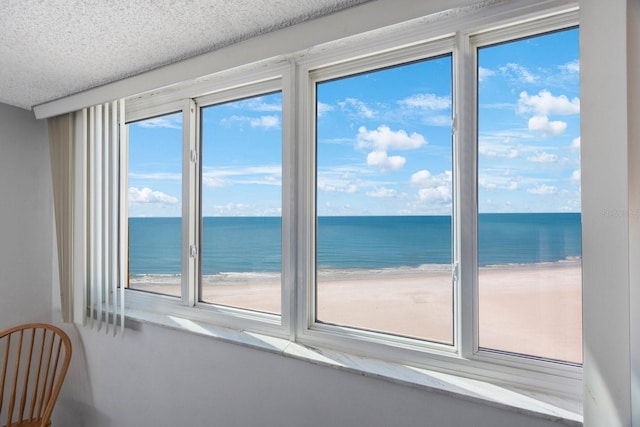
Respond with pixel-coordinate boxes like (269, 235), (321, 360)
(124, 308), (583, 426)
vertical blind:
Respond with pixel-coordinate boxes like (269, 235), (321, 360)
(48, 100), (125, 335)
(87, 101), (125, 334)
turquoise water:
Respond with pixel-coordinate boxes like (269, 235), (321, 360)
(128, 213), (582, 275)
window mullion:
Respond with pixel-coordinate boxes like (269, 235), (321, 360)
(282, 61), (297, 340)
(183, 99), (198, 306)
(454, 31), (478, 359)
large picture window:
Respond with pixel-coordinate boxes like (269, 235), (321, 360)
(121, 5), (582, 398)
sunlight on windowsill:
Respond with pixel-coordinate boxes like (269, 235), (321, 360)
(126, 309), (583, 426)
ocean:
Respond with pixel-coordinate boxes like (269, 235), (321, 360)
(128, 213), (582, 276)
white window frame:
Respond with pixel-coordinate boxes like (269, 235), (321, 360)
(124, 64), (292, 340)
(120, 1), (582, 401)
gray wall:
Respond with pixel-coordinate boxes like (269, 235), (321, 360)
(52, 321), (567, 427)
(0, 102), (52, 327)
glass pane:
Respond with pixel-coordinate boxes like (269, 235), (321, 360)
(477, 28), (582, 363)
(200, 93), (282, 315)
(316, 56), (454, 344)
(127, 112), (183, 297)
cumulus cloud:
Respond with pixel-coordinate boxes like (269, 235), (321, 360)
(527, 115), (567, 136)
(410, 169), (452, 203)
(527, 151), (559, 163)
(527, 184), (558, 195)
(418, 186), (451, 202)
(357, 125), (426, 172)
(128, 187), (178, 204)
(399, 93), (451, 110)
(518, 90), (580, 116)
(366, 151), (406, 171)
(357, 125), (426, 151)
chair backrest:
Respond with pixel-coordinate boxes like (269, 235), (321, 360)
(0, 323), (72, 427)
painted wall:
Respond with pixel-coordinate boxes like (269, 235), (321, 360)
(0, 102), (52, 327)
(51, 321), (566, 427)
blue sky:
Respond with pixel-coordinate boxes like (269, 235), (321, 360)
(128, 27), (579, 217)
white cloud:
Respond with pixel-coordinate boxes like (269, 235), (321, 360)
(202, 176), (227, 188)
(527, 115), (567, 136)
(527, 151), (559, 163)
(235, 97), (282, 112)
(479, 146), (519, 158)
(478, 175), (520, 191)
(317, 102), (335, 117)
(418, 186), (451, 202)
(207, 201), (282, 217)
(338, 98), (375, 118)
(571, 136), (581, 151)
(128, 187), (178, 204)
(478, 66), (496, 82)
(201, 165), (282, 188)
(221, 114), (281, 129)
(500, 63), (537, 84)
(135, 116), (181, 129)
(571, 169), (581, 181)
(560, 60), (580, 74)
(357, 125), (426, 151)
(399, 93), (451, 110)
(518, 90), (580, 116)
(366, 187), (398, 198)
(410, 169), (452, 203)
(250, 115), (280, 129)
(128, 172), (181, 181)
(527, 184), (558, 195)
(317, 181), (358, 193)
(366, 151), (406, 171)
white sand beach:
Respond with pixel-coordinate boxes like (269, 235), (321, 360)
(130, 261), (582, 364)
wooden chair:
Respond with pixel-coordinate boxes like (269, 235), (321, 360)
(0, 324), (72, 427)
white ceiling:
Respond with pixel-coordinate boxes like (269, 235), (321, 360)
(0, 0), (370, 111)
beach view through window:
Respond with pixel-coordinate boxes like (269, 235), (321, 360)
(315, 55), (454, 344)
(127, 112), (183, 298)
(200, 93), (283, 314)
(477, 28), (582, 363)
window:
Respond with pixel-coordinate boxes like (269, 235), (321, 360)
(121, 4), (581, 397)
(127, 112), (183, 298)
(476, 28), (581, 364)
(200, 92), (283, 314)
(314, 55), (454, 344)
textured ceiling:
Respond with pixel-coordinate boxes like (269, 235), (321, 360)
(0, 0), (369, 110)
